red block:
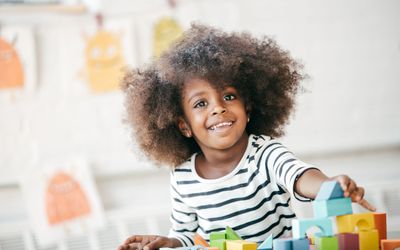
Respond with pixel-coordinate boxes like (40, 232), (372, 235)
(336, 233), (359, 250)
(374, 212), (387, 242)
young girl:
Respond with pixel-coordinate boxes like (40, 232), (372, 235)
(118, 24), (375, 250)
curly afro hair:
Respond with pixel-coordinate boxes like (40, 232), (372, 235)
(122, 23), (304, 167)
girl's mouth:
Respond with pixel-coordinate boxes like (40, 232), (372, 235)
(209, 121), (233, 131)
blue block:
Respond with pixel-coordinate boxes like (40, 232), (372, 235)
(292, 218), (333, 239)
(258, 234), (273, 250)
(315, 181), (344, 201)
(292, 238), (310, 250)
(272, 238), (309, 250)
(313, 197), (353, 218)
(273, 238), (292, 250)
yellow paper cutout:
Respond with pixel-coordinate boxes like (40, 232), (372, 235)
(0, 37), (24, 89)
(46, 171), (91, 225)
(153, 17), (183, 58)
(85, 30), (125, 92)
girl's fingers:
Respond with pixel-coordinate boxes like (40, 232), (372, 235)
(335, 175), (350, 195)
(118, 242), (141, 250)
(351, 187), (365, 202)
(349, 186), (376, 212)
(143, 237), (165, 250)
(358, 198), (377, 212)
(124, 236), (144, 244)
(345, 180), (357, 197)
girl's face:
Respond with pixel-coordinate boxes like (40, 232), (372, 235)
(178, 78), (248, 152)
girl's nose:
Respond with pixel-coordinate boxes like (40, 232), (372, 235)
(212, 105), (226, 115)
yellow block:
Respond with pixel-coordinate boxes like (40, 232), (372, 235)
(359, 229), (379, 250)
(336, 213), (375, 233)
(226, 240), (257, 250)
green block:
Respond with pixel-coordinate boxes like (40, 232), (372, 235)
(226, 226), (242, 240)
(210, 231), (226, 241)
(315, 236), (338, 250)
(210, 239), (226, 250)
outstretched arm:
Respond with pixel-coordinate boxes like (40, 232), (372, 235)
(294, 168), (376, 211)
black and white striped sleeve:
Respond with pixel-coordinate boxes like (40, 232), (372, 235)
(167, 172), (197, 246)
(267, 141), (319, 202)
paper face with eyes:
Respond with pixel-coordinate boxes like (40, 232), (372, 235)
(46, 171), (92, 225)
(153, 17), (183, 58)
(20, 158), (104, 247)
(84, 30), (126, 92)
(0, 25), (36, 93)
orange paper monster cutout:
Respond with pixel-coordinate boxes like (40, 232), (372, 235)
(0, 37), (24, 89)
(45, 171), (91, 225)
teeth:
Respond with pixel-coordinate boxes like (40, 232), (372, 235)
(210, 122), (232, 130)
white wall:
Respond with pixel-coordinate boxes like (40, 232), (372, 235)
(0, 0), (400, 248)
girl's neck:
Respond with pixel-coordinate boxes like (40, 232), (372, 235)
(195, 133), (249, 179)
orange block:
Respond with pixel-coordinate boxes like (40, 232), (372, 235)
(195, 233), (210, 247)
(381, 239), (400, 250)
(373, 212), (387, 242)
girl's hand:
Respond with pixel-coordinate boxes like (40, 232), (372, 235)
(117, 235), (182, 250)
(331, 175), (376, 212)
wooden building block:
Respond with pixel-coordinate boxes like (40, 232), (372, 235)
(210, 239), (226, 250)
(226, 226), (242, 240)
(292, 218), (333, 239)
(381, 239), (400, 250)
(257, 235), (272, 250)
(210, 231), (227, 241)
(336, 213), (375, 233)
(291, 238), (310, 250)
(315, 236), (338, 250)
(309, 245), (316, 250)
(359, 229), (379, 250)
(315, 181), (344, 201)
(308, 236), (315, 245)
(273, 239), (292, 250)
(373, 212), (387, 242)
(336, 233), (359, 250)
(271, 238), (309, 250)
(226, 240), (257, 250)
(313, 197), (353, 218)
(195, 233), (210, 247)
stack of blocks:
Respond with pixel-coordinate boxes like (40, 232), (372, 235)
(274, 180), (393, 250)
(161, 181), (400, 250)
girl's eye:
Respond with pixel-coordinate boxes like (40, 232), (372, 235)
(224, 94), (236, 101)
(194, 100), (206, 108)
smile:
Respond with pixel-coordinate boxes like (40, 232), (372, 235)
(209, 121), (233, 131)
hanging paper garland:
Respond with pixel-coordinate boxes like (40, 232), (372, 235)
(46, 171), (91, 225)
(0, 37), (24, 89)
(84, 30), (126, 92)
(153, 17), (183, 58)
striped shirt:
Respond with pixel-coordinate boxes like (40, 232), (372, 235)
(168, 134), (317, 246)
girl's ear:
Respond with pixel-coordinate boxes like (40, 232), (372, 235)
(246, 106), (252, 123)
(178, 118), (192, 138)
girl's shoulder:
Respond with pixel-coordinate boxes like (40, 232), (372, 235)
(171, 153), (196, 175)
(248, 134), (288, 157)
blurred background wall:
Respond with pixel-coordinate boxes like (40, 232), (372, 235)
(0, 0), (399, 249)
